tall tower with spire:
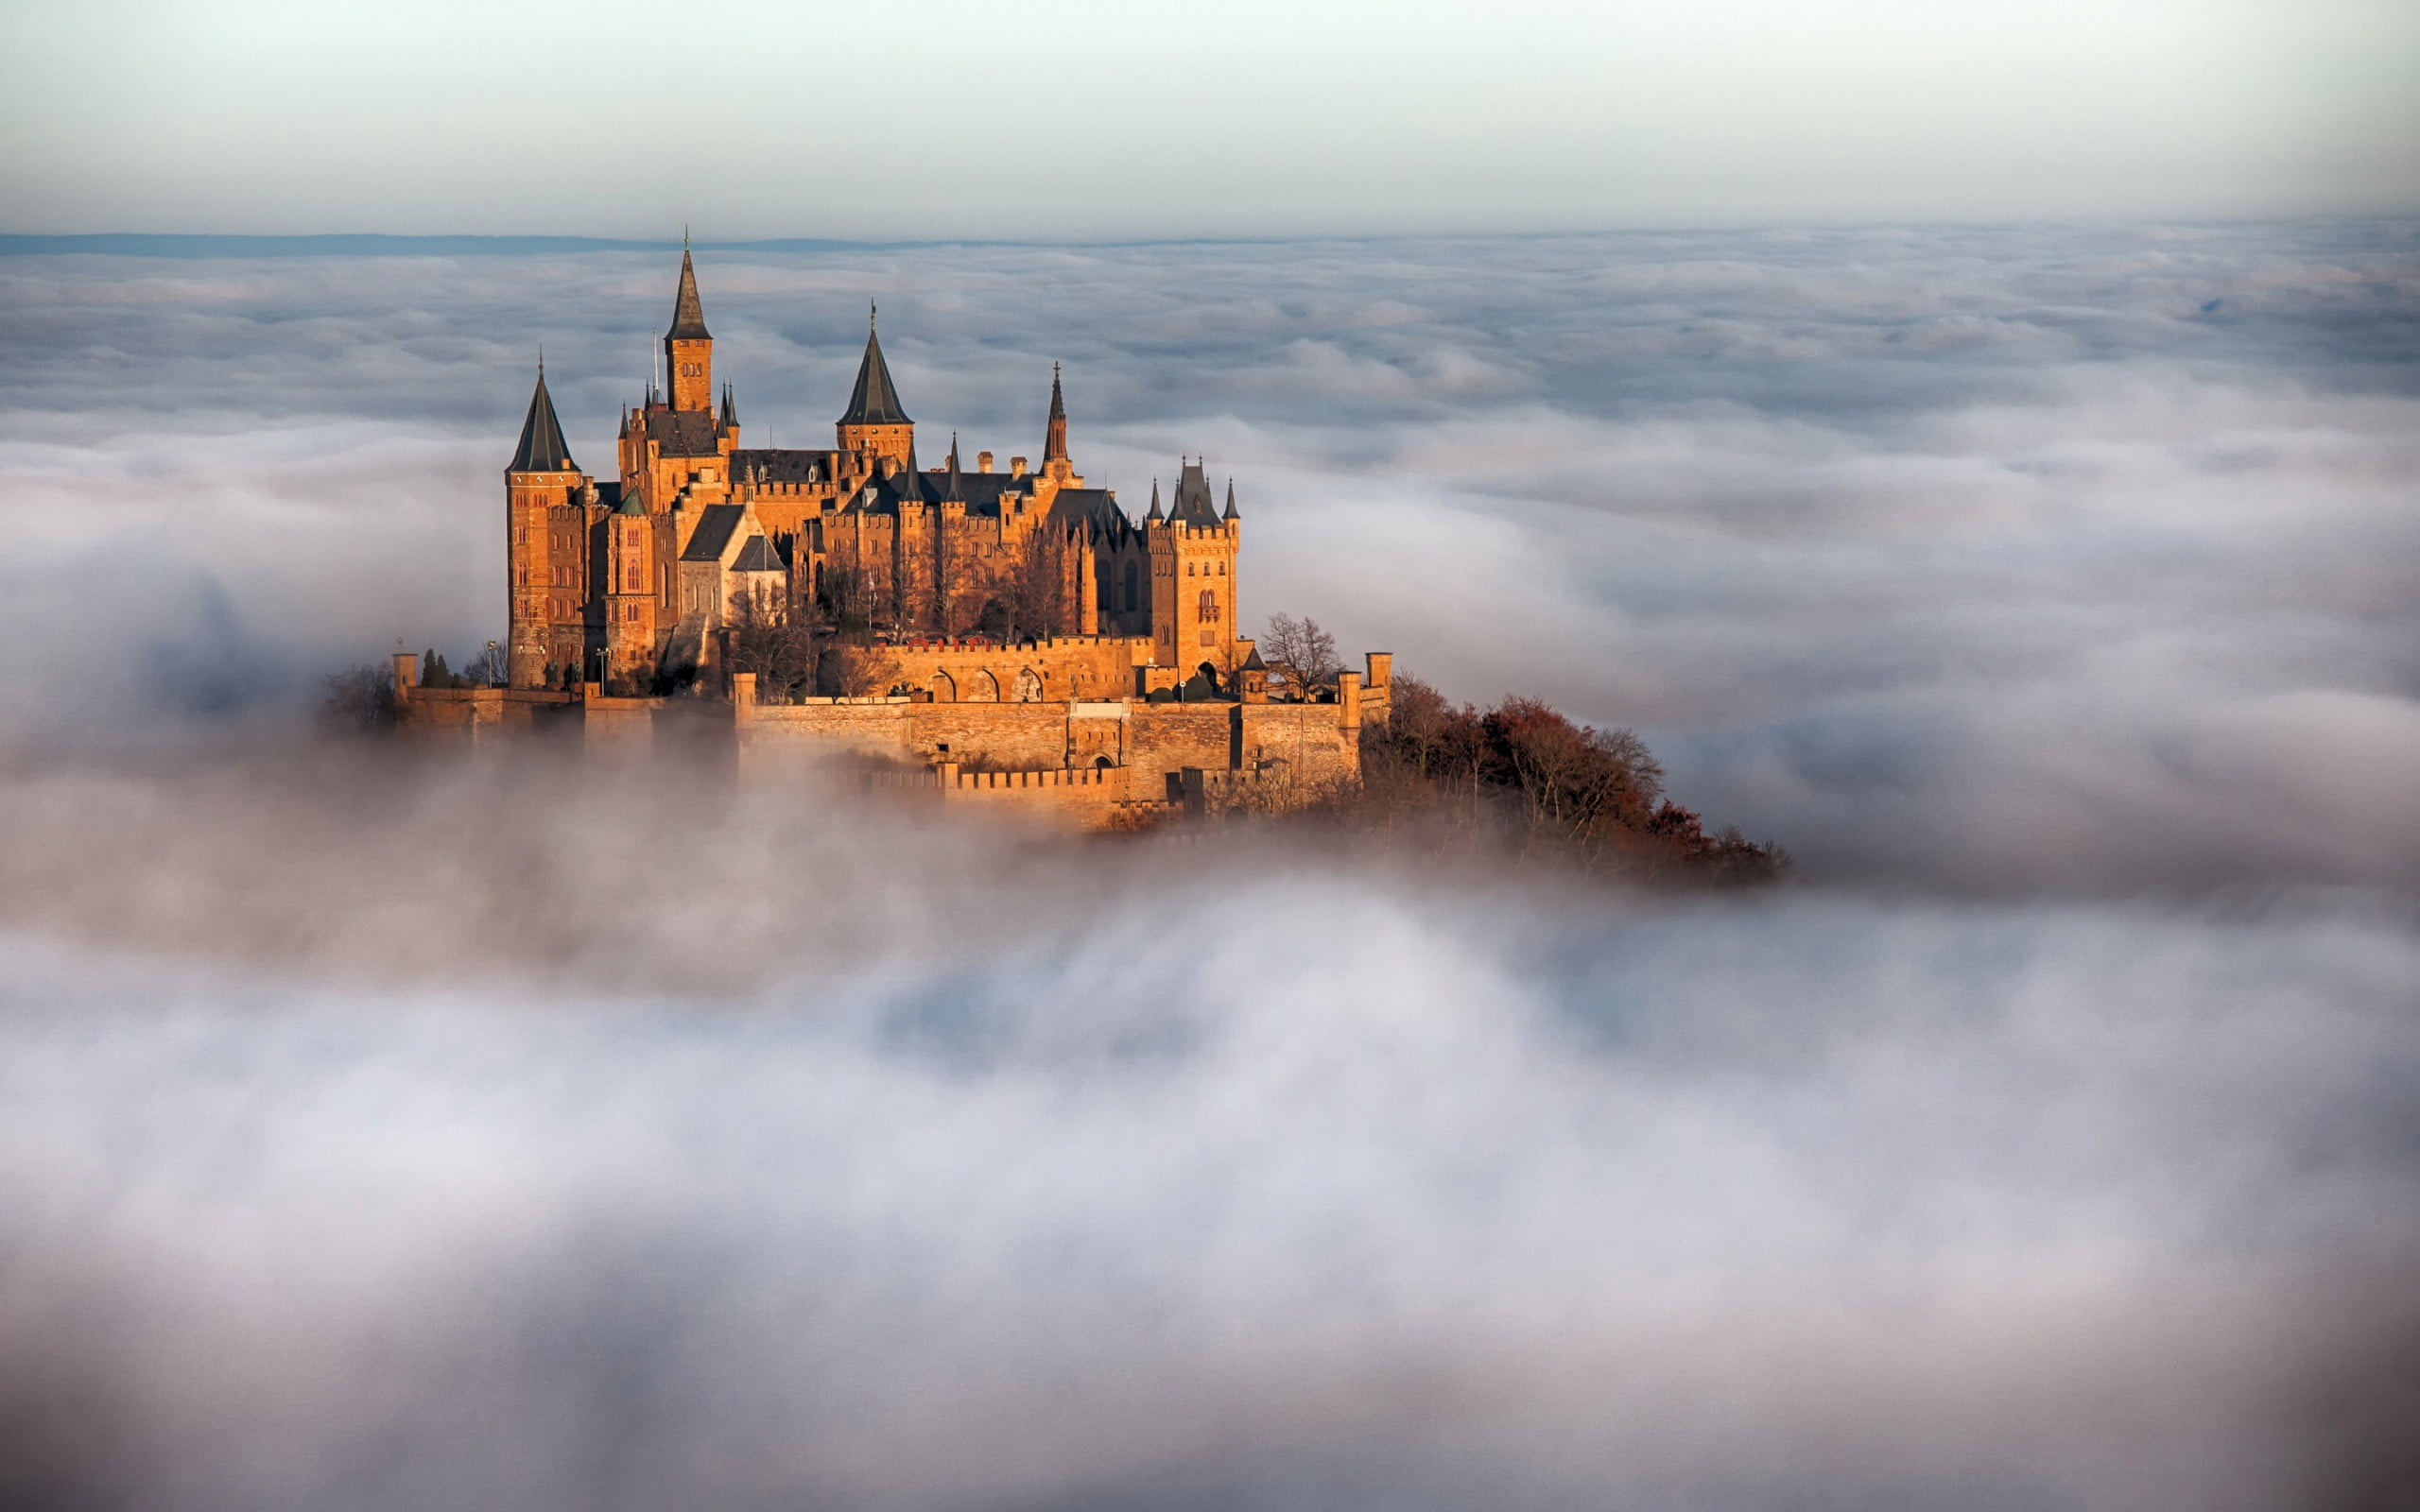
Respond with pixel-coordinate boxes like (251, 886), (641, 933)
(837, 305), (913, 467)
(665, 241), (714, 413)
(505, 363), (591, 690)
(1042, 362), (1070, 482)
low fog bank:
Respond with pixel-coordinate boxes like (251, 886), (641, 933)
(1, 795), (2415, 1510)
(0, 742), (2412, 1509)
(3, 219), (2416, 890)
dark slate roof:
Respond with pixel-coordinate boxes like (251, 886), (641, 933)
(595, 480), (623, 510)
(667, 250), (711, 339)
(1222, 479), (1239, 521)
(839, 318), (911, 425)
(729, 449), (837, 486)
(682, 504), (747, 561)
(1046, 488), (1129, 536)
(509, 369), (577, 473)
(851, 460), (1062, 521)
(718, 385), (737, 428)
(644, 408), (720, 457)
(1169, 461), (1221, 526)
(1240, 645), (1268, 671)
(614, 492), (648, 517)
(730, 535), (783, 573)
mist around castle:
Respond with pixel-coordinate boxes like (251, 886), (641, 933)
(0, 221), (2414, 1511)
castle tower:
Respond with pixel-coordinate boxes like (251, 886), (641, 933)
(665, 245), (714, 413)
(604, 492), (659, 691)
(505, 364), (586, 690)
(1146, 459), (1240, 669)
(837, 306), (913, 467)
(1042, 362), (1072, 484)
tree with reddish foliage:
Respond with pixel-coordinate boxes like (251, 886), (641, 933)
(1350, 673), (1787, 884)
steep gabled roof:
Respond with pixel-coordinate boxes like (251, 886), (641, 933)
(682, 504), (748, 561)
(509, 368), (577, 473)
(731, 535), (783, 573)
(840, 309), (911, 425)
(1170, 460), (1221, 526)
(667, 249), (711, 340)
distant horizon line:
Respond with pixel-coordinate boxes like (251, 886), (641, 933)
(5, 215), (2415, 259)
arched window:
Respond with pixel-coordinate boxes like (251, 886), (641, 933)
(1197, 589), (1219, 624)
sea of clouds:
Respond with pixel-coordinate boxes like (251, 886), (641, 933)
(0, 223), (2414, 1509)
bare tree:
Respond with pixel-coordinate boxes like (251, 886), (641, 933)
(1261, 613), (1340, 700)
(818, 639), (902, 698)
(724, 582), (820, 703)
(465, 641), (510, 687)
(818, 559), (876, 635)
(317, 663), (395, 733)
(1000, 528), (1073, 642)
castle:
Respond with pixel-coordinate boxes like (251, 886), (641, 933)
(399, 248), (1390, 824)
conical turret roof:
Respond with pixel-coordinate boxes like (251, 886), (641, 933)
(667, 249), (711, 339)
(841, 306), (911, 425)
(942, 435), (967, 502)
(510, 367), (577, 473)
(1145, 479), (1163, 522)
(1222, 478), (1239, 520)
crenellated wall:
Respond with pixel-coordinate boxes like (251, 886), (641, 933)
(393, 647), (1387, 828)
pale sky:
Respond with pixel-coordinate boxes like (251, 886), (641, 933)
(3, 0), (2415, 236)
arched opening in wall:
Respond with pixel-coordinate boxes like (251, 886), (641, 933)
(1094, 755), (1114, 770)
(1012, 666), (1044, 703)
(929, 671), (957, 703)
(969, 669), (1000, 702)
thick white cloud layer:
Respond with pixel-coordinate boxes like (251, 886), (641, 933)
(0, 224), (2415, 1508)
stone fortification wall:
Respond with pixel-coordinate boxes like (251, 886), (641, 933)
(866, 762), (1137, 824)
(881, 635), (1150, 704)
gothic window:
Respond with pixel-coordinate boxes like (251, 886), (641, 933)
(1197, 589), (1219, 624)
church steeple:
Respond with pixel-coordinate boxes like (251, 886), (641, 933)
(664, 240), (714, 412)
(837, 303), (914, 465)
(509, 364), (576, 473)
(1043, 361), (1068, 464)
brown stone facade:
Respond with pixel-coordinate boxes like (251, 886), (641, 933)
(450, 249), (1387, 825)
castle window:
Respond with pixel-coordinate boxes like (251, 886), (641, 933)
(1197, 589), (1219, 624)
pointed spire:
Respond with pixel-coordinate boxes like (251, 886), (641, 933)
(1223, 478), (1239, 520)
(667, 247), (710, 339)
(1043, 361), (1069, 464)
(509, 366), (576, 473)
(718, 383), (738, 429)
(1146, 478), (1164, 522)
(942, 433), (966, 501)
(840, 310), (911, 425)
